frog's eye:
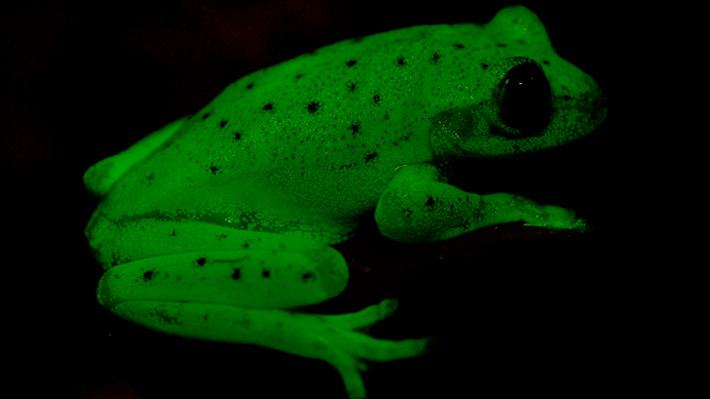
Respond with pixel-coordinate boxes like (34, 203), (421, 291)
(495, 59), (551, 136)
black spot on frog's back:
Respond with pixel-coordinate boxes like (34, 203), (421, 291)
(348, 123), (361, 136)
(307, 101), (320, 114)
(143, 270), (155, 281)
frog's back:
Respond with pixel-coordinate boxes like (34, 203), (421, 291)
(168, 24), (475, 175)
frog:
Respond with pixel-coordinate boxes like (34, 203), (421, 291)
(84, 5), (606, 398)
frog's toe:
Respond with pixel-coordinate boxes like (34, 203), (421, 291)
(321, 300), (429, 361)
(323, 298), (399, 330)
(313, 301), (429, 397)
(323, 331), (429, 398)
(332, 329), (429, 363)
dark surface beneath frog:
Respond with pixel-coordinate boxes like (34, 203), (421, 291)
(70, 224), (628, 399)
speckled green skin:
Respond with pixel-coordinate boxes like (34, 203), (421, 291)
(85, 6), (605, 398)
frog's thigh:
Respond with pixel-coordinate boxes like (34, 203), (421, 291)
(99, 244), (348, 310)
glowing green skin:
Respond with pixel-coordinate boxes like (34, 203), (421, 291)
(85, 6), (605, 398)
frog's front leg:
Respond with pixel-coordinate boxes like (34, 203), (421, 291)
(375, 164), (586, 243)
(98, 232), (428, 399)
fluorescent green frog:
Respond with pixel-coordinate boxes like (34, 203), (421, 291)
(84, 6), (605, 398)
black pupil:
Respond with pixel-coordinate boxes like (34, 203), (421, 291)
(499, 62), (551, 135)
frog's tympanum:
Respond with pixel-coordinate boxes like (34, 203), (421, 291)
(85, 6), (606, 398)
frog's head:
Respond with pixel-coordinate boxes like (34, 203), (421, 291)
(430, 6), (606, 159)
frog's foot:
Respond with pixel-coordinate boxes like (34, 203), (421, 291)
(110, 298), (428, 399)
(297, 299), (430, 397)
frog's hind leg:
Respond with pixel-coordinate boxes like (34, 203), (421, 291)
(98, 243), (428, 399)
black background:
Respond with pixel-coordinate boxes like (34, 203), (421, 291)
(2, 1), (647, 398)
